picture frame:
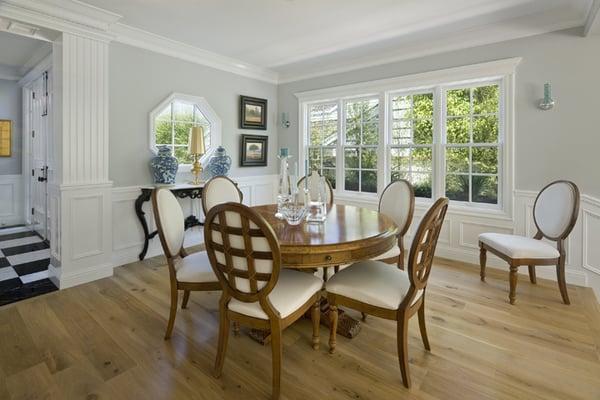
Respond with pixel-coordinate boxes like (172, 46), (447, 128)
(240, 95), (267, 130)
(0, 120), (12, 157)
(240, 134), (268, 167)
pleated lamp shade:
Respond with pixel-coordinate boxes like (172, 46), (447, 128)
(189, 126), (205, 155)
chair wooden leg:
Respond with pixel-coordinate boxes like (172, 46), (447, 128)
(397, 315), (411, 389)
(181, 289), (190, 309)
(361, 312), (367, 322)
(311, 300), (320, 350)
(334, 265), (340, 273)
(509, 265), (518, 305)
(417, 302), (430, 351)
(270, 321), (283, 400)
(323, 267), (330, 282)
(328, 304), (338, 354)
(556, 259), (570, 305)
(214, 306), (230, 378)
(164, 287), (178, 340)
(479, 245), (487, 282)
(528, 265), (537, 284)
(233, 322), (240, 336)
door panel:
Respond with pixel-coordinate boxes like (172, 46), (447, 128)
(30, 75), (48, 240)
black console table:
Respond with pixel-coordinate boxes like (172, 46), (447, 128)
(135, 184), (204, 260)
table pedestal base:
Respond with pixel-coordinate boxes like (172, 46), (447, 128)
(247, 299), (361, 345)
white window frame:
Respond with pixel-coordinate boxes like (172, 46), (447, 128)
(296, 58), (519, 219)
(149, 92), (222, 167)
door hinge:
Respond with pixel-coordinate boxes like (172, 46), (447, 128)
(31, 169), (34, 177)
(32, 130), (35, 138)
(31, 208), (34, 215)
(32, 92), (36, 99)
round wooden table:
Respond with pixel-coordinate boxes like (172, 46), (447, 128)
(253, 204), (400, 268)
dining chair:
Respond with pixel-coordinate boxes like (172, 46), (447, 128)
(326, 197), (449, 388)
(204, 202), (323, 400)
(152, 188), (221, 340)
(297, 170), (334, 207)
(201, 175), (243, 216)
(479, 180), (580, 305)
(373, 180), (415, 269)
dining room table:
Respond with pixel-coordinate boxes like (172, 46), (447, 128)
(248, 203), (400, 343)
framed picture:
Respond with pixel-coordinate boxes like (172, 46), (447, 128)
(240, 134), (268, 167)
(0, 120), (11, 157)
(240, 95), (267, 130)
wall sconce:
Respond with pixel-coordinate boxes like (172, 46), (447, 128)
(539, 83), (555, 110)
(281, 112), (290, 128)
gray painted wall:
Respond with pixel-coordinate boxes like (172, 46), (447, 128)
(278, 28), (600, 198)
(109, 43), (278, 187)
(0, 79), (22, 175)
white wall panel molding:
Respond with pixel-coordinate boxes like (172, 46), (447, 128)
(0, 175), (24, 227)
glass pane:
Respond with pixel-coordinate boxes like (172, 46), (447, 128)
(472, 147), (498, 174)
(447, 88), (470, 116)
(393, 95), (411, 110)
(392, 128), (412, 145)
(390, 148), (409, 171)
(344, 170), (359, 191)
(411, 173), (432, 198)
(309, 124), (323, 146)
(203, 126), (211, 150)
(361, 148), (377, 169)
(473, 115), (498, 143)
(322, 148), (336, 168)
(345, 123), (360, 145)
(362, 122), (378, 145)
(155, 104), (171, 122)
(446, 117), (470, 144)
(472, 175), (498, 204)
(412, 147), (432, 172)
(323, 122), (337, 146)
(362, 99), (379, 122)
(323, 168), (336, 189)
(413, 93), (433, 116)
(446, 147), (469, 173)
(391, 170), (407, 183)
(174, 122), (193, 145)
(308, 148), (321, 173)
(194, 107), (210, 125)
(344, 148), (359, 169)
(361, 171), (377, 193)
(172, 101), (194, 123)
(414, 119), (433, 144)
(446, 174), (469, 201)
(174, 146), (193, 164)
(473, 85), (499, 115)
(155, 120), (172, 144)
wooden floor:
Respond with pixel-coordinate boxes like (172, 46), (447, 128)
(1, 251), (599, 400)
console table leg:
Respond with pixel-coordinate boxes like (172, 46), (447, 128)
(135, 189), (152, 261)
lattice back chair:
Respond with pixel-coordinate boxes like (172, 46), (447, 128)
(374, 179), (415, 269)
(204, 202), (323, 400)
(151, 188), (220, 340)
(297, 171), (334, 207)
(326, 197), (448, 388)
(201, 175), (243, 216)
(479, 180), (580, 304)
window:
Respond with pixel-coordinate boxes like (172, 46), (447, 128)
(150, 93), (222, 165)
(299, 59), (517, 213)
(444, 84), (500, 204)
(389, 92), (434, 198)
(344, 97), (379, 193)
(308, 103), (338, 188)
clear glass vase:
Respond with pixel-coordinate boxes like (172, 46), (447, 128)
(276, 155), (293, 219)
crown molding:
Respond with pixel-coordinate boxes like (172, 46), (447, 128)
(110, 23), (279, 84)
(583, 0), (600, 36)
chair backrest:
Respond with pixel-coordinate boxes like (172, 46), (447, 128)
(152, 188), (185, 259)
(204, 202), (282, 305)
(533, 180), (580, 241)
(202, 176), (243, 215)
(379, 180), (415, 237)
(297, 171), (334, 206)
(406, 197), (449, 293)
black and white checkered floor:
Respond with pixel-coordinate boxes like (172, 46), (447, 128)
(0, 228), (58, 306)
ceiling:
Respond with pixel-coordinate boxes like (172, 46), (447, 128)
(0, 31), (50, 67)
(38, 0), (600, 82)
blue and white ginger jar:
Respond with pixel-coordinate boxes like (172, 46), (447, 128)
(207, 146), (232, 178)
(150, 145), (179, 184)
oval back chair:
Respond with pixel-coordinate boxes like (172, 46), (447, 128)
(152, 188), (220, 339)
(201, 176), (243, 216)
(297, 171), (334, 207)
(479, 180), (580, 304)
(375, 180), (415, 268)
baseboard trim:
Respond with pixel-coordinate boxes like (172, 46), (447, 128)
(52, 262), (114, 289)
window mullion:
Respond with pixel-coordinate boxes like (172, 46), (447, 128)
(435, 86), (445, 200)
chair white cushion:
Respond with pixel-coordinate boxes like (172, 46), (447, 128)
(228, 269), (323, 319)
(175, 251), (218, 283)
(326, 260), (422, 310)
(372, 246), (400, 262)
(478, 233), (560, 259)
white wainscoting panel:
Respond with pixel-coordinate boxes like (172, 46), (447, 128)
(111, 175), (278, 267)
(0, 175), (24, 227)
